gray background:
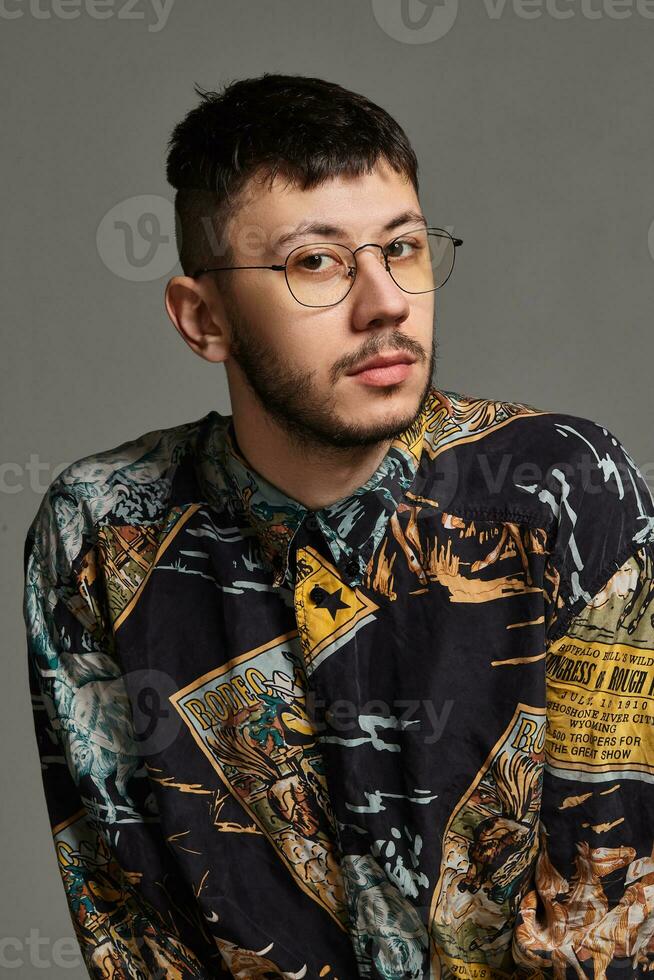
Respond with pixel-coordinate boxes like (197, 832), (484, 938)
(2, 1), (653, 974)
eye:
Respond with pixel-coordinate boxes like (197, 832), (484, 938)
(385, 237), (419, 260)
(296, 251), (341, 272)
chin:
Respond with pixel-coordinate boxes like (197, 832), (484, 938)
(358, 380), (421, 401)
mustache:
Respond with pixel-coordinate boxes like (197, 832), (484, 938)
(342, 336), (435, 376)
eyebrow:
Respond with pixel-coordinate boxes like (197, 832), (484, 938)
(274, 208), (428, 252)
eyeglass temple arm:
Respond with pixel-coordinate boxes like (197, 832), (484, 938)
(192, 265), (286, 278)
(427, 233), (463, 247)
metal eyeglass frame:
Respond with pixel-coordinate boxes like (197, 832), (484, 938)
(191, 225), (463, 308)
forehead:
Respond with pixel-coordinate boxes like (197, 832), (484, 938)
(229, 159), (423, 253)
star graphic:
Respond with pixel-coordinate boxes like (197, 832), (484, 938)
(309, 585), (350, 621)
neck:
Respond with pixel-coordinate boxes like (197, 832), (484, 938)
(230, 414), (395, 511)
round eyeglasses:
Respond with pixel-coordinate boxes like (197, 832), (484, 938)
(191, 226), (463, 308)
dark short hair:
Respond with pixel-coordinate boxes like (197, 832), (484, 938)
(165, 73), (420, 279)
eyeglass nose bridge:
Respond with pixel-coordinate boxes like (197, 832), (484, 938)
(348, 241), (392, 281)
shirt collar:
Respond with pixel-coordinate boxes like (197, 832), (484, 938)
(194, 391), (436, 589)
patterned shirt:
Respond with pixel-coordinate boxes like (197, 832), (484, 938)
(23, 384), (654, 979)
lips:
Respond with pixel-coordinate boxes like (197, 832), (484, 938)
(348, 354), (416, 375)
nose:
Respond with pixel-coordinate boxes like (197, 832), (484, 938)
(348, 245), (410, 330)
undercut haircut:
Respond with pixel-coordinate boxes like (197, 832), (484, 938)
(165, 73), (420, 281)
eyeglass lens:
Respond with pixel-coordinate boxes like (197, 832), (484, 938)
(285, 228), (455, 307)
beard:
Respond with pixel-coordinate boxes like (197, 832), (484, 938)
(224, 298), (438, 453)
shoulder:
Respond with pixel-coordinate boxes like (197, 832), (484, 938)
(423, 385), (654, 625)
(427, 385), (635, 473)
(23, 413), (209, 584)
(425, 386), (652, 527)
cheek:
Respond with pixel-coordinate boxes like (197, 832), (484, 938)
(263, 308), (344, 369)
(412, 293), (435, 323)
(291, 335), (341, 373)
(232, 278), (290, 327)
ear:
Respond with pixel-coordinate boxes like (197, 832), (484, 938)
(164, 275), (231, 363)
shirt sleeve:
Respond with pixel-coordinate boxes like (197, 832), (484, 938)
(512, 420), (654, 975)
(23, 482), (228, 979)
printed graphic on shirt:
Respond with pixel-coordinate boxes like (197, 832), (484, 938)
(170, 635), (350, 929)
(422, 389), (547, 459)
(517, 417), (654, 619)
(29, 636), (152, 827)
(513, 798), (654, 974)
(53, 810), (209, 977)
(95, 503), (203, 630)
(369, 504), (547, 616)
(215, 936), (318, 978)
(546, 547), (654, 782)
(294, 545), (381, 674)
(340, 852), (430, 979)
(429, 704), (545, 980)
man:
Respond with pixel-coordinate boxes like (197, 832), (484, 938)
(23, 73), (654, 979)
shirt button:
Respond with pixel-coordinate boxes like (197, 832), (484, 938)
(305, 515), (318, 531)
(345, 557), (359, 576)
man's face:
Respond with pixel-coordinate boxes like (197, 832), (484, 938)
(219, 159), (437, 450)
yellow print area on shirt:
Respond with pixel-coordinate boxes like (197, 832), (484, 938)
(545, 548), (654, 781)
(294, 545), (381, 674)
(546, 636), (654, 776)
(436, 953), (513, 980)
